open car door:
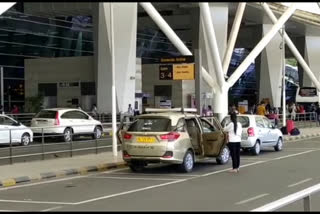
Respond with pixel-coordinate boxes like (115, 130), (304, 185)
(199, 117), (226, 157)
(116, 114), (135, 144)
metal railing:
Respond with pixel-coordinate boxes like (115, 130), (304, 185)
(0, 123), (122, 165)
(277, 112), (319, 128)
(251, 183), (320, 211)
(4, 112), (122, 126)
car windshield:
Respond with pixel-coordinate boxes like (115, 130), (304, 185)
(128, 117), (172, 132)
(35, 110), (57, 119)
(221, 116), (250, 128)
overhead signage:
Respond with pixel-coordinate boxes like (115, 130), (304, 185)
(172, 64), (194, 80)
(159, 56), (195, 80)
(299, 87), (317, 97)
(159, 56), (194, 64)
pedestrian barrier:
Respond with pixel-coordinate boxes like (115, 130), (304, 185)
(251, 183), (320, 211)
(0, 123), (121, 165)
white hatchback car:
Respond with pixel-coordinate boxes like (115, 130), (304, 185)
(0, 114), (33, 146)
(221, 114), (283, 155)
(31, 108), (103, 142)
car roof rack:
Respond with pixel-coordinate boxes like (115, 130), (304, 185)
(145, 108), (197, 113)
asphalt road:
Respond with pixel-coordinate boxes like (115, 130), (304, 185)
(0, 136), (113, 165)
(0, 137), (319, 211)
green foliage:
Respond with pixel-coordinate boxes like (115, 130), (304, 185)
(24, 94), (44, 113)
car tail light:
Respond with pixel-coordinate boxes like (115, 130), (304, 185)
(123, 150), (131, 158)
(123, 133), (132, 140)
(160, 132), (180, 141)
(248, 127), (255, 137)
(54, 112), (60, 126)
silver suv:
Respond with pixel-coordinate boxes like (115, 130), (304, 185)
(221, 114), (283, 155)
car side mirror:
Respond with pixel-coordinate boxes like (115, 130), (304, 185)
(13, 122), (21, 126)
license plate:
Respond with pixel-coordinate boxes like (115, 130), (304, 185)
(136, 137), (156, 143)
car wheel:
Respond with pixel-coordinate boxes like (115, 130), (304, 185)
(63, 128), (73, 142)
(92, 126), (102, 140)
(216, 146), (230, 165)
(21, 133), (30, 146)
(251, 141), (261, 155)
(179, 150), (194, 173)
(129, 161), (145, 172)
(274, 137), (283, 151)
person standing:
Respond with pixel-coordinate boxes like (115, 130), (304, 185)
(316, 104), (320, 126)
(224, 112), (242, 173)
(91, 104), (98, 118)
(256, 101), (266, 116)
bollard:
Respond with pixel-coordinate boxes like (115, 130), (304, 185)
(41, 128), (45, 160)
(70, 131), (73, 158)
(9, 129), (12, 164)
(95, 131), (98, 155)
(303, 195), (311, 211)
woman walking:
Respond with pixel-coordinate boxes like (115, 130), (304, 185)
(224, 112), (242, 173)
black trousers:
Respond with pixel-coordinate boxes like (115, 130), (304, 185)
(228, 142), (241, 169)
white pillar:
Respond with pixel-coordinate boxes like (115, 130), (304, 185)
(227, 3), (297, 87)
(94, 3), (137, 114)
(304, 36), (320, 87)
(199, 3), (229, 121)
(259, 24), (283, 108)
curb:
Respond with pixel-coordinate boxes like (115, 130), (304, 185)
(0, 162), (128, 188)
(284, 132), (320, 142)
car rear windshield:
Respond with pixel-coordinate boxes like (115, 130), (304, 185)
(221, 116), (250, 128)
(128, 118), (172, 132)
(34, 110), (57, 119)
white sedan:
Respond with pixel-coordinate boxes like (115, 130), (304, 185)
(31, 108), (103, 142)
(0, 114), (33, 146)
(222, 114), (283, 155)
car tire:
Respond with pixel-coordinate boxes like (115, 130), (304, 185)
(63, 128), (73, 142)
(274, 137), (283, 151)
(179, 150), (194, 173)
(92, 126), (102, 140)
(21, 133), (30, 146)
(216, 146), (230, 165)
(129, 161), (145, 172)
(251, 141), (261, 156)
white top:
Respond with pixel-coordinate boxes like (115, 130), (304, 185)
(224, 122), (242, 143)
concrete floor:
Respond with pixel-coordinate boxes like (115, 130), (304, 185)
(0, 137), (320, 211)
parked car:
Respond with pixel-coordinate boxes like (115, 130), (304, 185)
(0, 114), (33, 146)
(117, 108), (230, 173)
(221, 114), (283, 155)
(31, 108), (103, 142)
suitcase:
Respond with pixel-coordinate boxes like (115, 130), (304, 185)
(286, 120), (295, 134)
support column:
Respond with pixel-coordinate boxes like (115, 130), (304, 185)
(94, 3), (137, 114)
(303, 36), (320, 87)
(199, 3), (228, 120)
(259, 24), (283, 108)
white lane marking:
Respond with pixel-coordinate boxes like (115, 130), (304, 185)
(88, 176), (182, 181)
(0, 168), (127, 191)
(241, 158), (272, 160)
(200, 161), (266, 177)
(108, 172), (200, 177)
(0, 210), (20, 212)
(74, 179), (186, 205)
(0, 199), (74, 205)
(288, 178), (312, 188)
(235, 193), (270, 205)
(40, 206), (62, 212)
(73, 150), (318, 205)
(273, 150), (314, 160)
